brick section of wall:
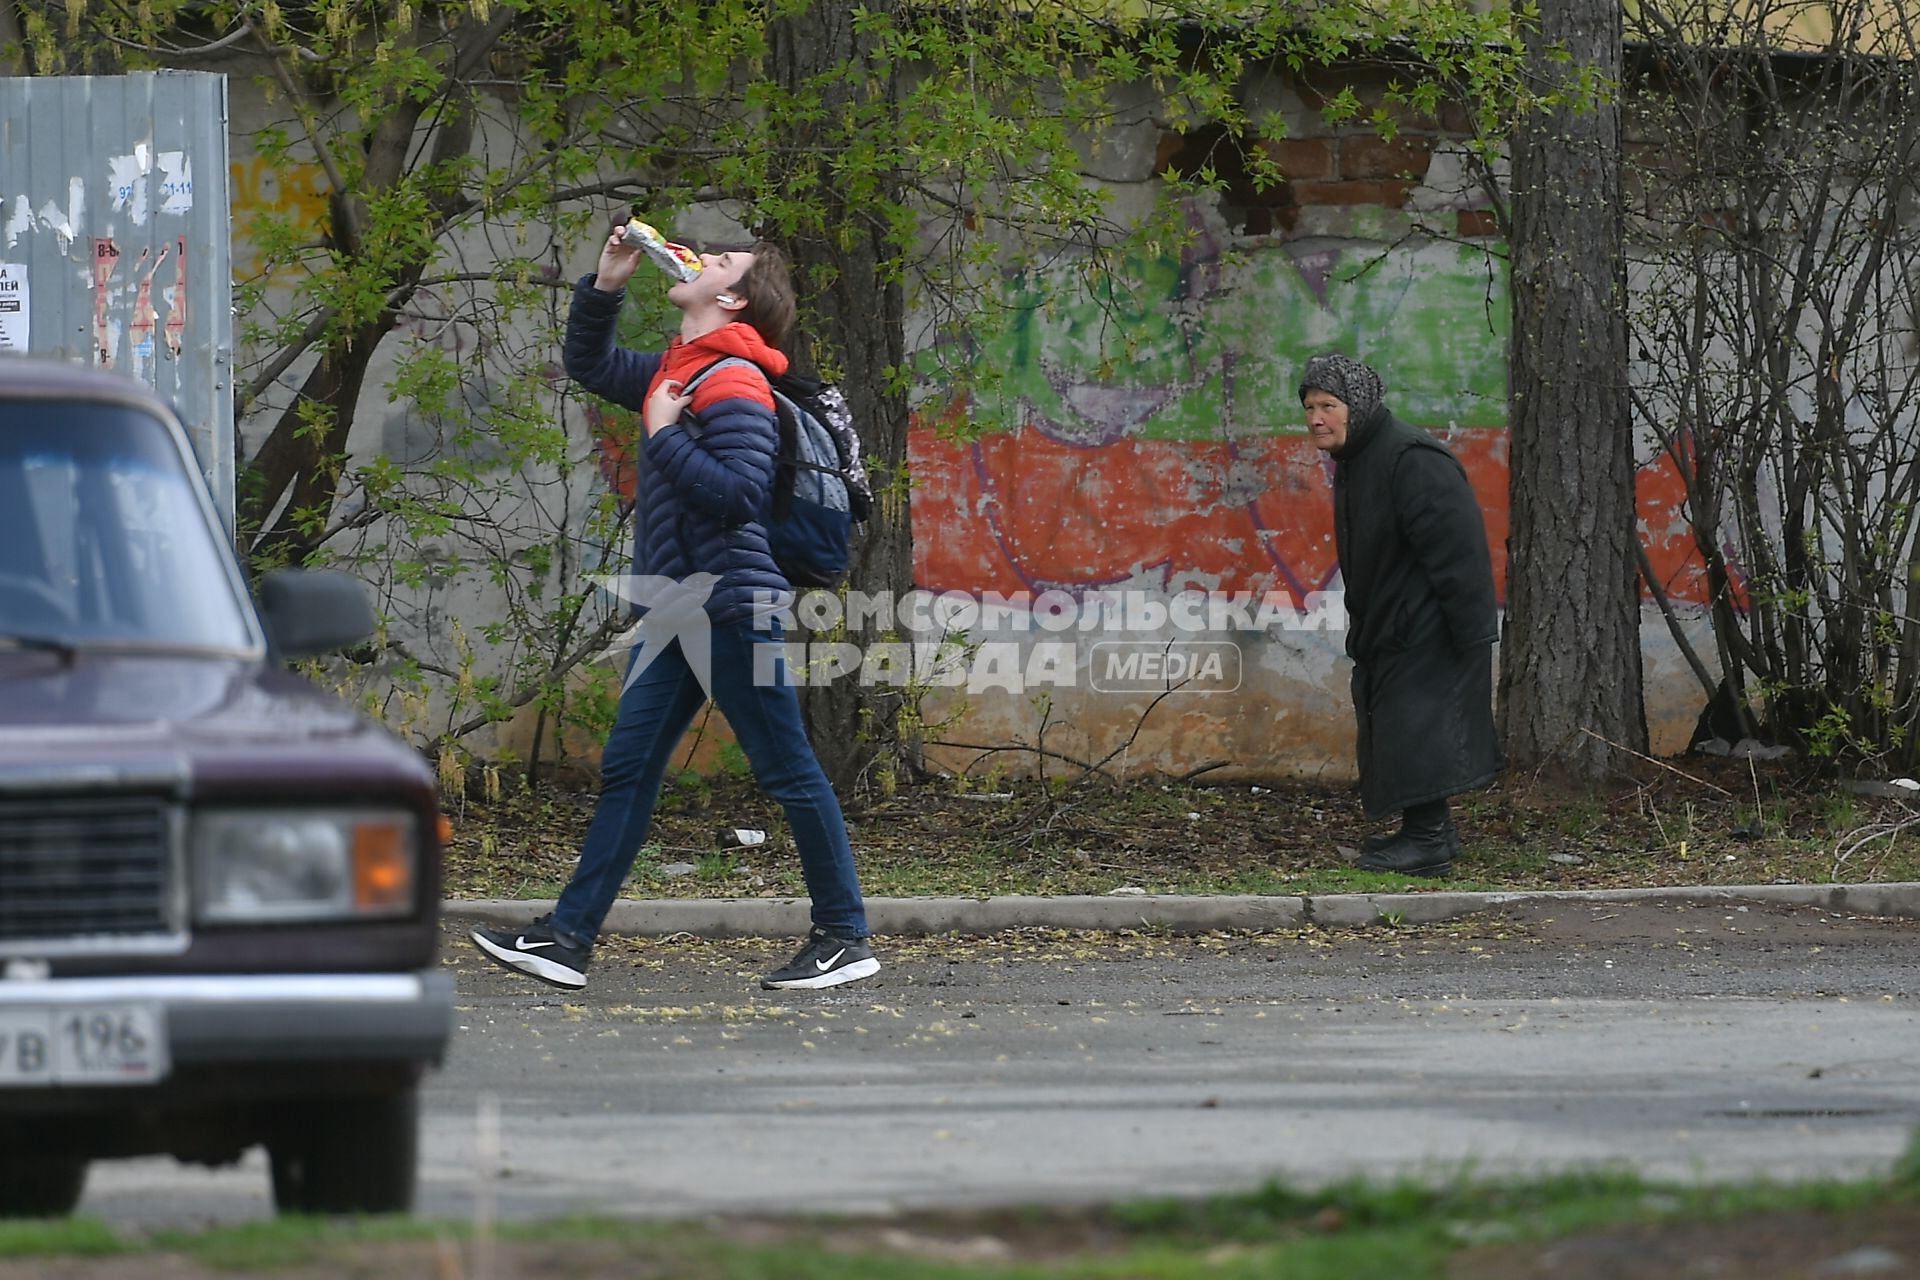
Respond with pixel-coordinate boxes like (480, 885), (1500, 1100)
(1156, 64), (1485, 224)
(1293, 179), (1416, 207)
(1456, 209), (1499, 237)
(1340, 136), (1434, 180)
(1255, 137), (1334, 180)
(1293, 66), (1446, 133)
(1160, 125), (1307, 234)
(1153, 129), (1186, 175)
(1440, 101), (1479, 135)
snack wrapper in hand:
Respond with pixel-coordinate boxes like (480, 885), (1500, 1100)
(621, 219), (703, 283)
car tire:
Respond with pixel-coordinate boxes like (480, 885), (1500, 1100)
(268, 1087), (419, 1215)
(0, 1155), (87, 1218)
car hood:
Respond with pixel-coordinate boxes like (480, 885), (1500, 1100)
(0, 652), (429, 788)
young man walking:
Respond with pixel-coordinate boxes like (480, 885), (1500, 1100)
(471, 228), (879, 991)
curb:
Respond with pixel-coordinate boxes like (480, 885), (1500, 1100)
(446, 882), (1920, 938)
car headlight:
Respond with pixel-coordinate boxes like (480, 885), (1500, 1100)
(192, 810), (417, 923)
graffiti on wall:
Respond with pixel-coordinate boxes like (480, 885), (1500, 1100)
(228, 156), (478, 360)
(909, 217), (1711, 609)
(219, 159), (1714, 624)
(227, 156), (330, 279)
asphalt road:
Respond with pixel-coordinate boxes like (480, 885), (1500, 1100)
(76, 898), (1920, 1228)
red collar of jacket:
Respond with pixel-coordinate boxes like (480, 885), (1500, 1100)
(657, 323), (790, 384)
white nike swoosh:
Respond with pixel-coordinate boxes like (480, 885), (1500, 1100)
(517, 936), (557, 950)
(815, 948), (847, 971)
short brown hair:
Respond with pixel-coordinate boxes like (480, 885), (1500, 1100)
(736, 241), (796, 351)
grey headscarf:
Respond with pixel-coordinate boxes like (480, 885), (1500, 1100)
(1298, 353), (1385, 424)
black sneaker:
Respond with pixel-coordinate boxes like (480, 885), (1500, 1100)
(761, 927), (880, 990)
(470, 915), (590, 989)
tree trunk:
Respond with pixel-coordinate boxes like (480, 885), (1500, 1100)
(768, 3), (914, 793)
(242, 320), (383, 562)
(239, 45), (481, 566)
(1500, 0), (1647, 774)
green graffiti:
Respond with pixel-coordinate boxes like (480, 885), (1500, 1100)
(954, 239), (1510, 440)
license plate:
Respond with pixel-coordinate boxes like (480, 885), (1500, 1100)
(0, 1004), (169, 1085)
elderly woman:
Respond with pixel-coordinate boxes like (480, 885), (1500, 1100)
(1300, 354), (1502, 877)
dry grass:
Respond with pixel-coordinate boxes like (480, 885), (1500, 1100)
(440, 755), (1920, 899)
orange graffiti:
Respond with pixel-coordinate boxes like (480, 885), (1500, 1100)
(910, 416), (1715, 607)
(227, 156), (331, 277)
(1637, 447), (1743, 609)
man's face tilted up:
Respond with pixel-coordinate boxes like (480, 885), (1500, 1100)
(669, 248), (757, 317)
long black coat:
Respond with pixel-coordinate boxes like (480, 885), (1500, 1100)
(1331, 404), (1502, 816)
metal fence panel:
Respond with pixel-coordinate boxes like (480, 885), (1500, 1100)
(0, 71), (235, 527)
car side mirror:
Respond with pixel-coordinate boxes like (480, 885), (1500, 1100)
(257, 568), (376, 659)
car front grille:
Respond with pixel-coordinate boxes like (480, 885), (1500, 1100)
(0, 795), (177, 943)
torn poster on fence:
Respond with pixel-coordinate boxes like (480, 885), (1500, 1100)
(0, 263), (28, 351)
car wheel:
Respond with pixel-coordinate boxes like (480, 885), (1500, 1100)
(268, 1088), (419, 1215)
(0, 1155), (87, 1217)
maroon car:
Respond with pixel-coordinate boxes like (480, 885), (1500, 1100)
(0, 359), (451, 1216)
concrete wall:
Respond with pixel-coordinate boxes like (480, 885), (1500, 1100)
(217, 65), (1722, 781)
(905, 87), (1718, 782)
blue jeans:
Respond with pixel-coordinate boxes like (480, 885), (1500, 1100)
(550, 622), (868, 946)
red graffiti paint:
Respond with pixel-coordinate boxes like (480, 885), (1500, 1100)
(910, 416), (1718, 607)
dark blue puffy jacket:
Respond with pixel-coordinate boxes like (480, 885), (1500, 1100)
(565, 275), (791, 626)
